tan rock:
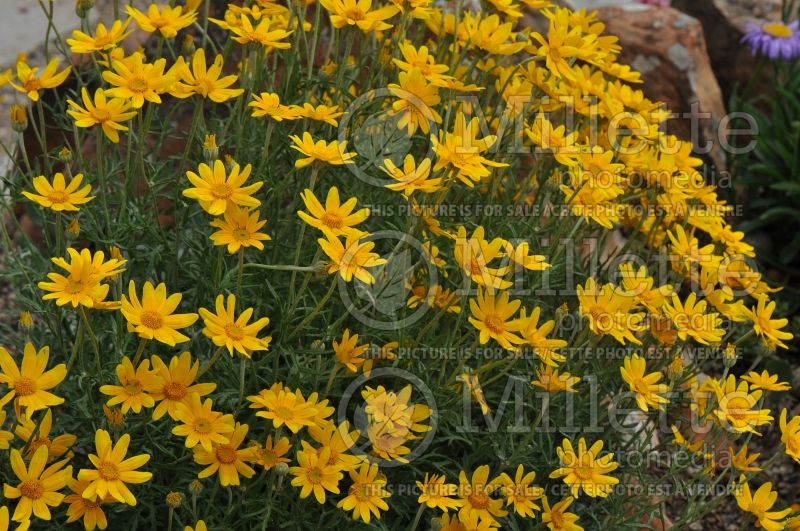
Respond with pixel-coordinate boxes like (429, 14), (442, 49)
(596, 5), (728, 171)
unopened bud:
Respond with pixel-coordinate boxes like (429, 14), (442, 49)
(182, 35), (196, 58)
(203, 134), (218, 163)
(66, 219), (80, 239)
(75, 0), (94, 17)
(189, 479), (203, 496)
(19, 311), (33, 329)
(722, 344), (737, 368)
(274, 462), (289, 476)
(10, 105), (27, 132)
(166, 491), (184, 509)
(59, 147), (73, 163)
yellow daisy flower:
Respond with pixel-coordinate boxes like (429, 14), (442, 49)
(99, 357), (162, 414)
(171, 50), (243, 103)
(67, 87), (137, 143)
(102, 52), (174, 108)
(198, 294), (271, 357)
(416, 473), (461, 512)
(381, 155), (442, 197)
(297, 187), (370, 238)
(64, 478), (110, 531)
(743, 295), (794, 350)
(38, 248), (125, 309)
(3, 446), (71, 522)
(78, 429), (153, 506)
(183, 160), (262, 216)
(192, 422), (256, 486)
(251, 435), (291, 470)
(248, 386), (319, 433)
(499, 464), (544, 519)
(549, 437), (619, 498)
(742, 370), (791, 392)
(172, 393), (235, 452)
(320, 0), (399, 32)
(289, 132), (357, 168)
(150, 352), (217, 421)
(318, 234), (387, 284)
(249, 92), (297, 120)
(120, 280), (199, 346)
(468, 288), (526, 350)
(456, 465), (508, 526)
(67, 19), (132, 54)
(10, 58), (71, 101)
(0, 342), (66, 412)
(541, 495), (582, 531)
(209, 205), (271, 254)
(713, 375), (773, 434)
(333, 329), (369, 373)
(779, 409), (800, 464)
(22, 172), (94, 212)
(126, 4), (197, 38)
(734, 477), (791, 531)
(14, 408), (76, 462)
(289, 446), (343, 504)
(620, 353), (669, 412)
(336, 462), (390, 523)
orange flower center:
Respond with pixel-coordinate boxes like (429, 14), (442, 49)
(65, 278), (87, 294)
(320, 212), (343, 229)
(468, 490), (491, 510)
(123, 379), (143, 396)
(20, 479), (44, 499)
(224, 323), (245, 341)
(215, 445), (237, 464)
(163, 381), (187, 401)
(274, 406), (293, 420)
(550, 509), (565, 528)
(306, 466), (324, 484)
(29, 438), (52, 453)
(98, 461), (120, 480)
(193, 418), (212, 434)
(343, 7), (366, 21)
(14, 376), (37, 396)
(211, 183), (233, 199)
(25, 78), (42, 92)
(139, 310), (163, 330)
(91, 108), (112, 123)
(48, 190), (69, 204)
(573, 464), (594, 480)
(232, 228), (250, 241)
(725, 397), (753, 421)
(128, 77), (149, 93)
(483, 314), (505, 335)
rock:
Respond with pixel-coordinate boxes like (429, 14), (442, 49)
(671, 0), (782, 101)
(595, 5), (728, 171)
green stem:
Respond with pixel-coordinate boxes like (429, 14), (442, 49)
(198, 346), (226, 378)
(287, 280), (337, 341)
(132, 337), (149, 366)
(78, 307), (102, 378)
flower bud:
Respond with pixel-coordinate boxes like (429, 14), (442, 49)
(203, 134), (218, 163)
(182, 35), (196, 58)
(189, 479), (203, 496)
(166, 492), (184, 509)
(722, 344), (737, 369)
(66, 219), (80, 239)
(59, 147), (73, 164)
(10, 105), (27, 132)
(18, 311), (33, 329)
(75, 0), (94, 17)
(274, 462), (289, 476)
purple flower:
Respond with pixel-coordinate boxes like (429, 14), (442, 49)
(742, 20), (800, 60)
